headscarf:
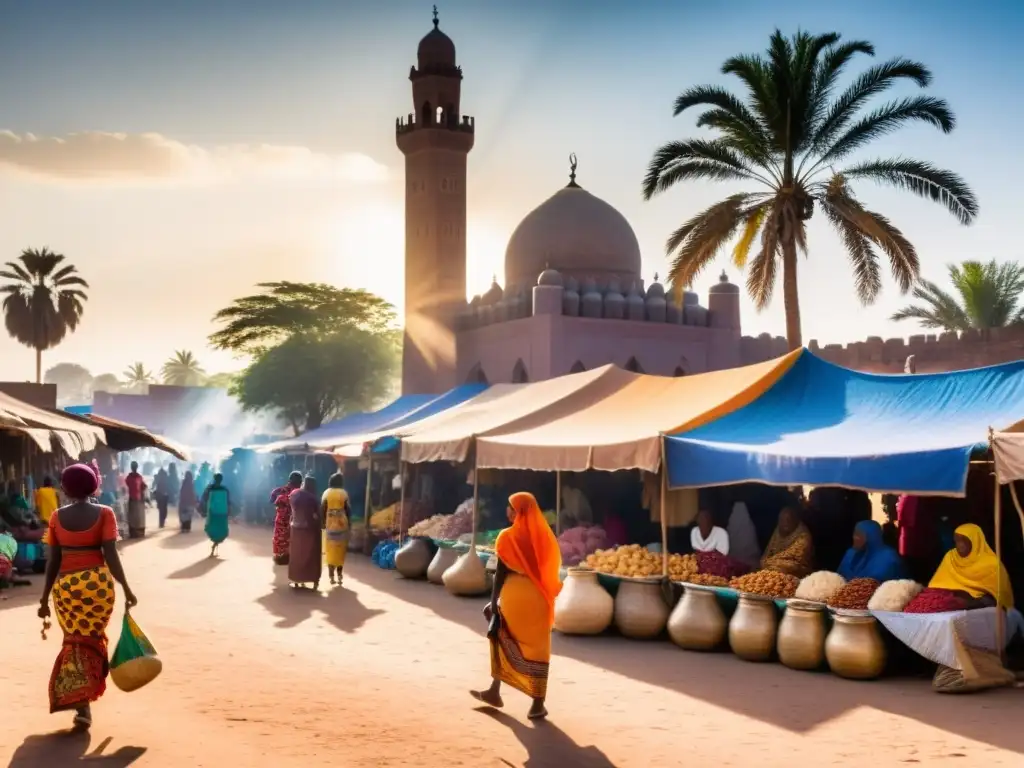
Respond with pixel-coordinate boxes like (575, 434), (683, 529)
(837, 520), (906, 583)
(929, 523), (1014, 608)
(762, 509), (814, 578)
(495, 492), (562, 623)
(62, 463), (99, 500)
(726, 501), (761, 568)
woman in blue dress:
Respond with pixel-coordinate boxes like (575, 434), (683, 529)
(201, 473), (232, 558)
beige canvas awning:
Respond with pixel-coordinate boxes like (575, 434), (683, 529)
(400, 366), (622, 464)
(0, 391), (106, 457)
(474, 350), (802, 473)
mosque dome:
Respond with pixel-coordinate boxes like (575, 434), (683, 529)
(503, 159), (642, 290)
(418, 16), (456, 68)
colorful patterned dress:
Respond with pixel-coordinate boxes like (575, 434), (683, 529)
(271, 486), (292, 565)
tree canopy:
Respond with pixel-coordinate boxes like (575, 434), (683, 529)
(642, 30), (976, 349)
(92, 373), (122, 394)
(892, 260), (1024, 332)
(44, 362), (93, 404)
(162, 350), (205, 386)
(0, 247), (89, 381)
(209, 281), (396, 355)
(231, 327), (397, 434)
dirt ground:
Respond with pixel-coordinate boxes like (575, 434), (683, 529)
(2, 515), (1023, 768)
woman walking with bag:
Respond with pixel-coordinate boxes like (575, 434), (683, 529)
(37, 464), (138, 730)
(471, 492), (562, 720)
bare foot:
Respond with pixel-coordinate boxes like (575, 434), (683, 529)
(527, 702), (548, 720)
(470, 689), (504, 708)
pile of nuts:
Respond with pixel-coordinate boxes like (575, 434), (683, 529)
(685, 573), (729, 587)
(827, 578), (880, 610)
(729, 570), (800, 598)
(667, 553), (699, 583)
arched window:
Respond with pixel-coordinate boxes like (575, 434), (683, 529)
(421, 101), (433, 125)
(569, 361), (586, 374)
(466, 364), (489, 385)
(436, 105), (444, 125)
(512, 359), (529, 384)
(625, 356), (644, 373)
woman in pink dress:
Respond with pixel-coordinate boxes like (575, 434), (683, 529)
(288, 476), (322, 590)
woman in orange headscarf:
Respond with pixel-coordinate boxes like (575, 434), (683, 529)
(471, 491), (561, 720)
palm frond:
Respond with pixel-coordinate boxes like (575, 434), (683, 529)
(808, 40), (875, 128)
(746, 203), (782, 310)
(0, 263), (31, 283)
(821, 199), (882, 303)
(664, 194), (753, 290)
(642, 139), (770, 199)
(841, 157), (978, 225)
(732, 205), (767, 268)
(720, 53), (780, 138)
(890, 277), (972, 330)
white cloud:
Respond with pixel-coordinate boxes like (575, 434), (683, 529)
(0, 130), (389, 185)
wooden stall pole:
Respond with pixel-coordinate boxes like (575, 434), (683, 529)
(364, 452), (374, 537)
(398, 458), (406, 545)
(659, 436), (669, 578)
(555, 470), (562, 536)
(471, 450), (479, 550)
(992, 439), (1006, 662)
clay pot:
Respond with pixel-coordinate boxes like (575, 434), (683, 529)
(394, 538), (432, 579)
(777, 600), (827, 670)
(443, 548), (490, 596)
(825, 611), (887, 680)
(728, 593), (778, 662)
(614, 579), (669, 640)
(668, 584), (727, 651)
(427, 547), (460, 584)
(554, 568), (614, 635)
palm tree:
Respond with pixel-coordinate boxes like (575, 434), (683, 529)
(0, 247), (89, 382)
(892, 260), (1024, 333)
(642, 30), (978, 349)
(161, 350), (205, 386)
(123, 363), (154, 392)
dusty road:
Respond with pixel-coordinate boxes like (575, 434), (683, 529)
(2, 518), (1022, 767)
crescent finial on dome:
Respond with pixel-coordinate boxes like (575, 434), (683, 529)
(432, 4), (439, 28)
(567, 153), (579, 188)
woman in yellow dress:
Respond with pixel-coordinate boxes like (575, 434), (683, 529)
(320, 473), (351, 586)
(471, 491), (562, 720)
(929, 523), (1014, 608)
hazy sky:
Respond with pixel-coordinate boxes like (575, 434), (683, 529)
(1, 0), (1021, 381)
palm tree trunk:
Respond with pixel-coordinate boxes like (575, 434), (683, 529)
(35, 347), (41, 384)
(782, 238), (803, 350)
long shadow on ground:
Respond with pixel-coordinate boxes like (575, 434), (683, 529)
(349, 555), (1024, 756)
(7, 731), (145, 767)
(255, 578), (384, 634)
(478, 709), (618, 768)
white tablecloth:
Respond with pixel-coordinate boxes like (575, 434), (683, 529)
(872, 608), (1024, 670)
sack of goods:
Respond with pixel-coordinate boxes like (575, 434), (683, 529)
(867, 580), (924, 612)
(903, 587), (968, 614)
(110, 612), (162, 692)
(795, 571), (846, 602)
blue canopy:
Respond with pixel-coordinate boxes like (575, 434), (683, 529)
(665, 350), (1024, 496)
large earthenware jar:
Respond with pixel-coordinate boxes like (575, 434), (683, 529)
(443, 548), (490, 596)
(427, 546), (459, 585)
(394, 538), (432, 579)
(728, 593), (778, 662)
(554, 568), (614, 635)
(614, 579), (669, 640)
(825, 610), (887, 680)
(668, 584), (727, 651)
(777, 600), (827, 670)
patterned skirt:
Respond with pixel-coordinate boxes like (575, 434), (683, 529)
(488, 573), (552, 700)
(49, 565), (116, 712)
(272, 507), (291, 565)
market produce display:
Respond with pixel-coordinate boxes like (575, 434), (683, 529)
(729, 570), (799, 599)
(585, 545), (680, 579)
(695, 551), (750, 580)
(408, 514), (448, 539)
(371, 539), (398, 569)
(795, 571), (846, 602)
(867, 579), (924, 612)
(827, 578), (880, 610)
(369, 504), (396, 532)
(437, 499), (476, 540)
(685, 573), (729, 587)
(558, 525), (608, 566)
(903, 587), (968, 614)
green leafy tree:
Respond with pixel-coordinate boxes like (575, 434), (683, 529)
(202, 372), (239, 390)
(892, 260), (1024, 332)
(123, 362), (154, 392)
(92, 373), (122, 394)
(232, 328), (397, 434)
(0, 247), (89, 382)
(642, 30), (977, 349)
(210, 282), (396, 355)
(44, 362), (93, 404)
(162, 349), (205, 386)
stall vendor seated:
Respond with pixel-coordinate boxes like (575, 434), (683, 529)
(837, 520), (906, 583)
(928, 523), (1014, 609)
(761, 506), (815, 578)
(690, 509), (729, 555)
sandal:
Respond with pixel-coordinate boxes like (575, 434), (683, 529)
(73, 712), (92, 730)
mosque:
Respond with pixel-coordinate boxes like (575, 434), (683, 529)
(396, 10), (784, 395)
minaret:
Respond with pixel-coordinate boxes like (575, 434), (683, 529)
(396, 6), (475, 395)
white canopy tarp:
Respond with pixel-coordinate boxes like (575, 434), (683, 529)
(993, 429), (1024, 483)
(0, 391), (106, 457)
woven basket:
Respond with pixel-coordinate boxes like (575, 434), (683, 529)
(111, 655), (163, 693)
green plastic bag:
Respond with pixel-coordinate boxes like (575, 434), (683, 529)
(109, 611), (162, 692)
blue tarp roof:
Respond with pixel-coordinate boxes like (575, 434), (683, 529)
(665, 350), (1024, 496)
(365, 384), (489, 454)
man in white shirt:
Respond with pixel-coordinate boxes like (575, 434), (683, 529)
(690, 509), (730, 555)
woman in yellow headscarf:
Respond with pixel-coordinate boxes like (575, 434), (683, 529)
(929, 523), (1014, 609)
(471, 491), (561, 720)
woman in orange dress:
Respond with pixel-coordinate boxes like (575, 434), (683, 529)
(37, 464), (138, 730)
(471, 492), (562, 720)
